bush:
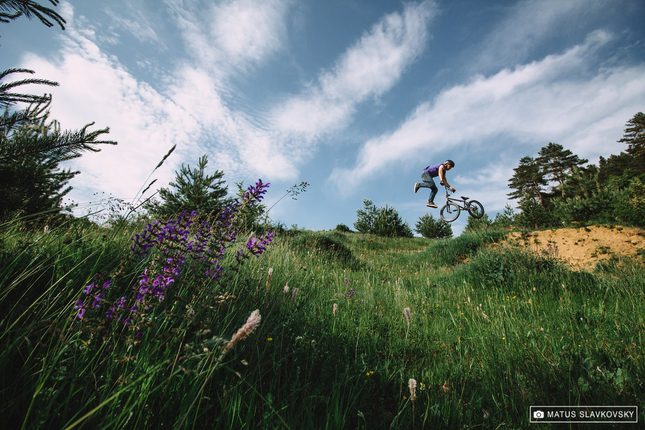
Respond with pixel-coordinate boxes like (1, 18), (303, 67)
(424, 229), (507, 266)
(415, 213), (452, 239)
(335, 223), (352, 232)
(464, 213), (492, 233)
(354, 199), (413, 238)
(515, 197), (559, 229)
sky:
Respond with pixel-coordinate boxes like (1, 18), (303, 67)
(2, 0), (645, 234)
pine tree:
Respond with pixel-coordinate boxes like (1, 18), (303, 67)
(536, 142), (587, 198)
(0, 101), (116, 219)
(507, 156), (547, 206)
(0, 0), (65, 30)
(415, 213), (452, 239)
(619, 112), (645, 171)
(353, 199), (378, 234)
(146, 154), (233, 219)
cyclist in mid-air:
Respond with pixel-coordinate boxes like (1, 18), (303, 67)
(414, 160), (456, 208)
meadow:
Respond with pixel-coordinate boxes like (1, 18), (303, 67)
(0, 212), (643, 429)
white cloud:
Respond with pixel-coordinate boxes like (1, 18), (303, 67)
(473, 0), (609, 71)
(270, 0), (437, 141)
(105, 10), (159, 44)
(166, 0), (291, 76)
(331, 30), (645, 195)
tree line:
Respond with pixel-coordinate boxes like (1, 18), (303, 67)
(504, 112), (645, 229)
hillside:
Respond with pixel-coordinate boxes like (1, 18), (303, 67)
(504, 225), (645, 270)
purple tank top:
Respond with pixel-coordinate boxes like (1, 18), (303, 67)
(423, 163), (442, 177)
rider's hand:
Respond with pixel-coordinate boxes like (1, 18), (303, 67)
(451, 187), (456, 192)
(440, 181), (444, 186)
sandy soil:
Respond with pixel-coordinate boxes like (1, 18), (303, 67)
(504, 225), (645, 270)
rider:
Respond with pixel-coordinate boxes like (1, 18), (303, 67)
(414, 160), (456, 208)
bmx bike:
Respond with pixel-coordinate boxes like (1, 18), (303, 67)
(439, 187), (485, 222)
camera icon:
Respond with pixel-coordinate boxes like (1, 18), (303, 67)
(533, 410), (545, 419)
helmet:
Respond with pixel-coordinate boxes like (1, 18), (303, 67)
(445, 159), (455, 167)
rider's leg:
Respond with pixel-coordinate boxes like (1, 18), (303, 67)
(418, 172), (438, 206)
(428, 184), (438, 204)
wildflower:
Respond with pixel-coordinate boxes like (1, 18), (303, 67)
(83, 283), (95, 294)
(283, 283), (289, 294)
(77, 181), (273, 341)
(408, 378), (417, 402)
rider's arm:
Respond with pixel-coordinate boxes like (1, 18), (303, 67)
(439, 165), (455, 191)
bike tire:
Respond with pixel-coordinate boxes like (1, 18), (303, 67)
(440, 202), (460, 222)
(467, 200), (484, 219)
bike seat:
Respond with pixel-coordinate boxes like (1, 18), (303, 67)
(461, 196), (469, 200)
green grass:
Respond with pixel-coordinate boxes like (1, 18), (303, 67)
(1, 219), (643, 429)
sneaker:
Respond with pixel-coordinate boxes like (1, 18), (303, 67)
(426, 201), (437, 208)
(414, 183), (420, 193)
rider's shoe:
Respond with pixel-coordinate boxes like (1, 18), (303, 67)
(414, 183), (420, 193)
(426, 201), (437, 208)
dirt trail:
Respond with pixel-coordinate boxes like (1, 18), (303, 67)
(504, 225), (645, 270)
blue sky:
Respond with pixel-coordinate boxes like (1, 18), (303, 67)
(2, 0), (645, 234)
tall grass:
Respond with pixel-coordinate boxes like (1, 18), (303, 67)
(1, 219), (643, 429)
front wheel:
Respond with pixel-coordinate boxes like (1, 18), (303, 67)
(467, 200), (484, 219)
(440, 202), (460, 222)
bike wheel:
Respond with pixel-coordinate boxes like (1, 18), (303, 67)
(467, 200), (484, 219)
(440, 202), (460, 222)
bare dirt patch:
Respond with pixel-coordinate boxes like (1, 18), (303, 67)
(504, 225), (645, 270)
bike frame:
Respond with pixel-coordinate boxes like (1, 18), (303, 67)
(444, 189), (470, 209)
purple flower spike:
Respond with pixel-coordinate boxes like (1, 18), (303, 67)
(83, 283), (95, 294)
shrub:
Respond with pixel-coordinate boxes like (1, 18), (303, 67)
(354, 199), (412, 238)
(335, 223), (352, 232)
(464, 213), (492, 233)
(415, 213), (452, 239)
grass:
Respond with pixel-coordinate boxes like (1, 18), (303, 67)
(1, 218), (643, 429)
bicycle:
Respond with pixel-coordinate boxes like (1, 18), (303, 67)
(439, 187), (485, 222)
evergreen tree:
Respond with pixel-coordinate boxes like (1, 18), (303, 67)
(0, 101), (116, 219)
(536, 142), (587, 198)
(598, 153), (636, 184)
(507, 156), (547, 206)
(415, 213), (452, 239)
(464, 213), (492, 233)
(372, 204), (413, 238)
(0, 68), (58, 109)
(618, 112), (645, 171)
(354, 199), (412, 237)
(353, 198), (378, 234)
(146, 154), (233, 219)
(0, 0), (65, 30)
(492, 204), (515, 229)
(561, 165), (600, 199)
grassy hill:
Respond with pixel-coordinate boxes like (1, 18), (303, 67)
(1, 218), (643, 429)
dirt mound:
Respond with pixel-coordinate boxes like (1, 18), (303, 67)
(505, 225), (645, 270)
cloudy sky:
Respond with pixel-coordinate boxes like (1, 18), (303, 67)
(2, 0), (644, 234)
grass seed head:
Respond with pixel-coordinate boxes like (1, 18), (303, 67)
(408, 378), (417, 402)
(403, 307), (411, 327)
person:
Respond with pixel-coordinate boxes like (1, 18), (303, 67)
(414, 160), (455, 208)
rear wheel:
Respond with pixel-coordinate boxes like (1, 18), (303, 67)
(440, 202), (460, 222)
(467, 200), (484, 219)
